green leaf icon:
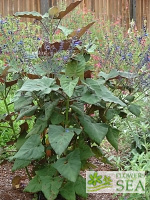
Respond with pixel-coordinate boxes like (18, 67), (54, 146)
(88, 172), (102, 186)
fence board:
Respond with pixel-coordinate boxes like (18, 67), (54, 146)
(0, 0), (41, 16)
(0, 0), (150, 31)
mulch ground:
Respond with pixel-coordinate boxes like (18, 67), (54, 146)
(0, 139), (124, 200)
(0, 157), (121, 200)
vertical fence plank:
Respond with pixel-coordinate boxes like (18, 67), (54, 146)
(0, 0), (150, 31)
(98, 0), (103, 18)
(14, 0), (19, 14)
(126, 0), (130, 29)
(91, 0), (95, 12)
(95, 0), (99, 18)
(106, 0), (110, 21)
(40, 0), (49, 14)
(118, 0), (122, 21)
(3, 0), (8, 16)
(0, 0), (4, 16)
(103, 0), (107, 20)
(136, 0), (142, 30)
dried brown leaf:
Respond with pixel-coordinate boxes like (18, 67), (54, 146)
(38, 39), (79, 57)
(84, 70), (92, 79)
(20, 122), (29, 133)
(1, 66), (10, 78)
(14, 11), (42, 20)
(12, 176), (21, 189)
(54, 1), (83, 19)
(68, 22), (95, 38)
(5, 79), (18, 87)
(0, 78), (4, 83)
(22, 72), (40, 79)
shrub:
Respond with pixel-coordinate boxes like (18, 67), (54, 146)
(0, 1), (149, 200)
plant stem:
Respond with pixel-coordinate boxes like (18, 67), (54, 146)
(1, 91), (16, 136)
(65, 97), (70, 128)
(25, 167), (32, 180)
(52, 19), (61, 35)
(0, 126), (12, 129)
(50, 18), (53, 42)
(39, 20), (50, 35)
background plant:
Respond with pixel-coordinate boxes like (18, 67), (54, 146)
(0, 15), (42, 161)
(0, 2), (144, 200)
(0, 1), (149, 200)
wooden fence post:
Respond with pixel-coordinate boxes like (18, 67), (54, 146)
(130, 0), (136, 21)
(40, 0), (51, 14)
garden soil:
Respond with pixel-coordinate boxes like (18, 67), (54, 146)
(0, 158), (120, 200)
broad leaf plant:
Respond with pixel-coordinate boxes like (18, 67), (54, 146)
(0, 1), (141, 199)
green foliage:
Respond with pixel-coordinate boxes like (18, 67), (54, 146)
(128, 104), (141, 117)
(60, 76), (79, 97)
(0, 15), (42, 149)
(1, 1), (149, 200)
(48, 125), (74, 156)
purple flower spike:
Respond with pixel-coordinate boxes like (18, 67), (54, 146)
(73, 40), (82, 46)
(17, 40), (23, 45)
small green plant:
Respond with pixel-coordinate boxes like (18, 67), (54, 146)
(115, 149), (150, 200)
(112, 97), (150, 200)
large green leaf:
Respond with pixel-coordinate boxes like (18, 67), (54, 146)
(79, 140), (94, 161)
(12, 159), (30, 171)
(80, 91), (99, 104)
(48, 125), (74, 156)
(25, 166), (63, 200)
(106, 127), (119, 152)
(125, 95), (135, 102)
(85, 43), (97, 53)
(24, 175), (41, 193)
(60, 76), (79, 97)
(44, 100), (59, 120)
(71, 105), (84, 116)
(16, 105), (37, 121)
(16, 131), (27, 150)
(36, 165), (57, 177)
(58, 25), (73, 36)
(66, 54), (86, 79)
(91, 146), (111, 165)
(53, 149), (81, 182)
(128, 104), (141, 117)
(27, 116), (47, 137)
(40, 176), (62, 200)
(12, 135), (45, 160)
(75, 176), (87, 199)
(14, 96), (33, 112)
(105, 108), (119, 120)
(99, 69), (119, 80)
(50, 111), (65, 125)
(69, 128), (82, 135)
(84, 79), (126, 106)
(60, 181), (76, 200)
(99, 69), (136, 80)
(19, 77), (59, 95)
(79, 117), (108, 144)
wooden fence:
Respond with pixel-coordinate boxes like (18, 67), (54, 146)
(0, 0), (150, 31)
(0, 0), (40, 16)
